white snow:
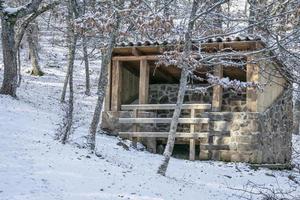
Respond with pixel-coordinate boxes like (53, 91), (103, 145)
(0, 15), (299, 200)
(3, 6), (24, 15)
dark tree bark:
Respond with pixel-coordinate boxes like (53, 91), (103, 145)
(0, 15), (18, 97)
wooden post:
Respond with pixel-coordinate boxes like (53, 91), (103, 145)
(189, 108), (195, 160)
(111, 60), (122, 111)
(246, 56), (259, 112)
(212, 65), (223, 112)
(139, 60), (156, 153)
(104, 61), (112, 111)
(139, 60), (150, 104)
(132, 108), (138, 148)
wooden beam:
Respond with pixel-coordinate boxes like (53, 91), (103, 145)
(246, 56), (259, 112)
(119, 132), (210, 138)
(111, 60), (122, 111)
(119, 118), (210, 124)
(121, 104), (211, 110)
(112, 55), (159, 61)
(119, 131), (229, 137)
(212, 65), (223, 111)
(132, 47), (143, 56)
(189, 108), (196, 161)
(104, 61), (112, 111)
(139, 60), (150, 104)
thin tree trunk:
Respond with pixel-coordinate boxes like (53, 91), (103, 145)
(60, 0), (77, 144)
(61, 70), (69, 102)
(82, 34), (90, 95)
(157, 0), (200, 176)
(248, 0), (256, 34)
(0, 16), (18, 97)
(82, 0), (90, 96)
(87, 0), (125, 152)
(27, 22), (44, 76)
(17, 48), (21, 87)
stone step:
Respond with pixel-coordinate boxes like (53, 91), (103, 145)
(210, 121), (230, 131)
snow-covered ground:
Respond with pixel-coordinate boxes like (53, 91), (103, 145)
(0, 28), (300, 200)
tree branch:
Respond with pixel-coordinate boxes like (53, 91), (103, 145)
(15, 1), (60, 49)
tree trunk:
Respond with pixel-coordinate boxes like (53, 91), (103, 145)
(0, 16), (18, 97)
(61, 70), (69, 102)
(157, 0), (200, 176)
(82, 34), (90, 95)
(27, 22), (44, 76)
(248, 0), (257, 34)
(60, 0), (77, 144)
(87, 0), (125, 152)
(82, 0), (90, 96)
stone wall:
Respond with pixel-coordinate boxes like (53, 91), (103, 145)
(149, 84), (246, 112)
(258, 88), (293, 164)
(198, 88), (293, 164)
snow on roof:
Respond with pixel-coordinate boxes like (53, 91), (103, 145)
(116, 36), (262, 48)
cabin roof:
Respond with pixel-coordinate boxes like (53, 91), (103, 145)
(113, 36), (264, 56)
(116, 36), (262, 48)
(112, 36), (291, 83)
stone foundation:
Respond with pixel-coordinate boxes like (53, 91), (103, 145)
(101, 87), (293, 164)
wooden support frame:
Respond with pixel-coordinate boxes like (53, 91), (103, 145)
(139, 60), (150, 104)
(189, 108), (196, 161)
(111, 60), (122, 111)
(212, 65), (223, 112)
(121, 104), (211, 110)
(246, 56), (259, 112)
(104, 61), (112, 111)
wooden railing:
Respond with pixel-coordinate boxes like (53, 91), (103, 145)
(118, 103), (212, 160)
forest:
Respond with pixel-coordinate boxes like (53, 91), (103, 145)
(0, 0), (300, 200)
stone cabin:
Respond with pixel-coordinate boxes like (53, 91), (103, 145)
(101, 37), (293, 164)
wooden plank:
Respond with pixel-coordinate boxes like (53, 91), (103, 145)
(212, 65), (223, 111)
(199, 144), (230, 150)
(189, 109), (196, 160)
(119, 132), (210, 138)
(131, 109), (138, 147)
(189, 139), (196, 161)
(132, 47), (142, 56)
(112, 55), (159, 61)
(119, 118), (210, 124)
(119, 131), (229, 137)
(139, 60), (150, 104)
(121, 104), (211, 111)
(111, 60), (122, 111)
(104, 61), (112, 111)
(246, 56), (259, 112)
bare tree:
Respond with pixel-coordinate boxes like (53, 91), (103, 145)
(81, 0), (90, 96)
(87, 0), (125, 152)
(57, 0), (78, 144)
(0, 0), (59, 97)
(26, 21), (44, 76)
(157, 0), (201, 176)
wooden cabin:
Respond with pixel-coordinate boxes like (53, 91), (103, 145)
(101, 37), (293, 164)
